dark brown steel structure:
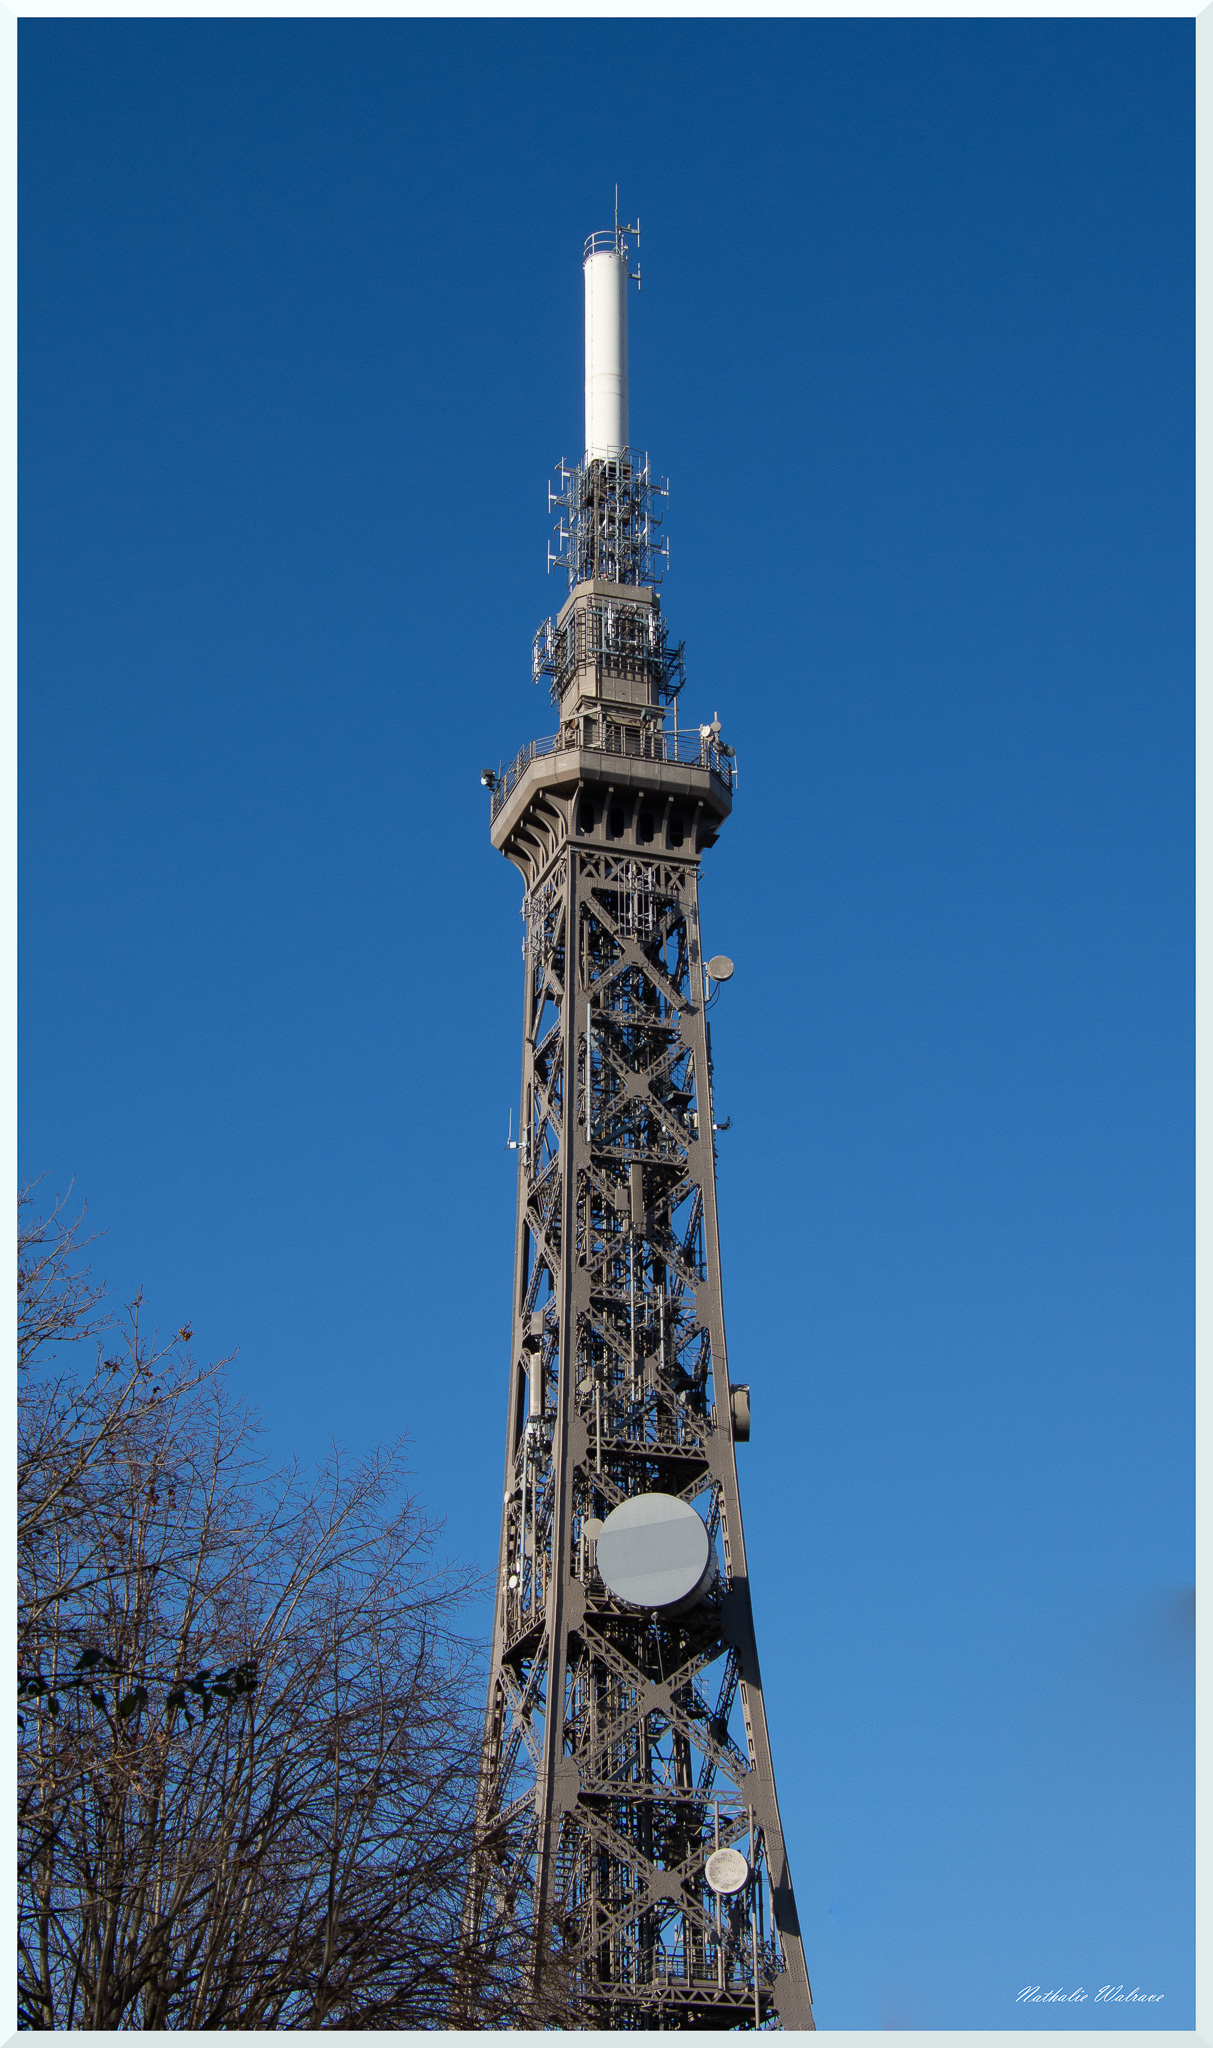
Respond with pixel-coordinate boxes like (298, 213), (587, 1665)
(464, 236), (813, 2032)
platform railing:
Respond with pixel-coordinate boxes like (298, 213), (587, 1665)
(490, 721), (734, 819)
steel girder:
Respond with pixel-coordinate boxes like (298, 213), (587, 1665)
(466, 814), (813, 2032)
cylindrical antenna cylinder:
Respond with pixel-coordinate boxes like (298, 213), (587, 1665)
(584, 238), (629, 460)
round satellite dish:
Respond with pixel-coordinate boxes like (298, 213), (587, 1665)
(595, 1493), (715, 1612)
(582, 1517), (604, 1542)
(706, 955), (734, 982)
(705, 1847), (749, 1895)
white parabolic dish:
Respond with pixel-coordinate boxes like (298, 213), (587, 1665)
(704, 1847), (750, 1896)
(595, 1492), (714, 1610)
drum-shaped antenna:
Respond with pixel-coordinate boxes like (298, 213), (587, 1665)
(595, 1492), (715, 1612)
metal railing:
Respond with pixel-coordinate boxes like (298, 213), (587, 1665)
(584, 224), (637, 261)
(490, 721), (734, 820)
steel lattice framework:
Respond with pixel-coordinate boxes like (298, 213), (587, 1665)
(465, 244), (812, 2028)
(467, 785), (814, 2028)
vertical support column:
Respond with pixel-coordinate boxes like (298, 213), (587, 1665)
(679, 874), (815, 2032)
(531, 847), (580, 1986)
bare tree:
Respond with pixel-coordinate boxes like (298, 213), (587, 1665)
(17, 1194), (541, 2029)
(19, 1189), (220, 1671)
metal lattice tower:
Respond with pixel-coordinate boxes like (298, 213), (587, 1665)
(465, 221), (814, 2031)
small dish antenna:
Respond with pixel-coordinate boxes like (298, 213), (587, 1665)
(706, 955), (734, 983)
(705, 1846), (750, 1895)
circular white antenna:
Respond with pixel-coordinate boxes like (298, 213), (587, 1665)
(705, 1847), (749, 1895)
(595, 1493), (714, 1611)
(706, 955), (734, 982)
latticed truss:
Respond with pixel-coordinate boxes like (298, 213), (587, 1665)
(465, 836), (813, 2030)
(532, 592), (685, 709)
(548, 451), (670, 591)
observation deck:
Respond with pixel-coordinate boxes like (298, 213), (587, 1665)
(488, 716), (734, 878)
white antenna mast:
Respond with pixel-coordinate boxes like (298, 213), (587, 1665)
(583, 191), (641, 460)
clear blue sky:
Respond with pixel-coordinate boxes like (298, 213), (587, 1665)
(20, 20), (1192, 2030)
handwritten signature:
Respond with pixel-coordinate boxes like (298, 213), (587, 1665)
(1017, 1986), (1164, 2005)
